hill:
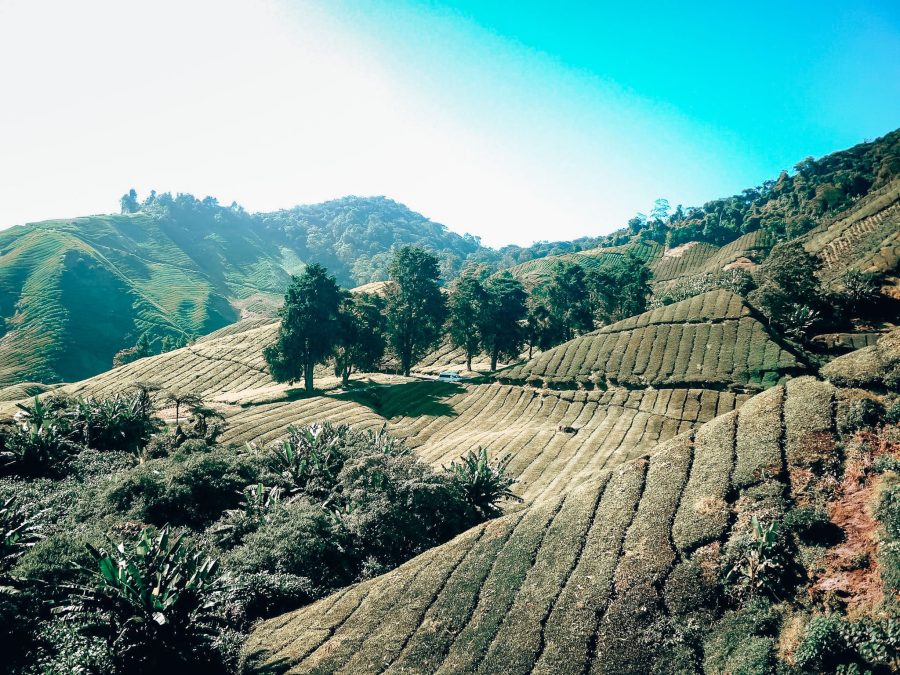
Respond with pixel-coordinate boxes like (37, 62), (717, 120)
(500, 289), (806, 391)
(0, 196), (486, 387)
(241, 331), (900, 673)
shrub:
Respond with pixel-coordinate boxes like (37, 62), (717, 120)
(703, 599), (779, 675)
(67, 390), (160, 453)
(839, 398), (886, 435)
(105, 448), (261, 528)
(227, 499), (350, 589)
(0, 495), (42, 574)
(724, 517), (791, 601)
(784, 505), (836, 543)
(61, 526), (225, 674)
(444, 447), (522, 520)
(0, 422), (79, 477)
(338, 452), (469, 567)
(794, 615), (900, 672)
(222, 571), (316, 626)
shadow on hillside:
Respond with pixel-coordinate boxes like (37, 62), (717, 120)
(333, 380), (464, 418)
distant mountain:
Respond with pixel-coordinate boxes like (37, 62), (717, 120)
(0, 196), (491, 387)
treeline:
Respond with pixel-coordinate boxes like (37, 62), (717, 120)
(622, 129), (900, 248)
(263, 246), (654, 389)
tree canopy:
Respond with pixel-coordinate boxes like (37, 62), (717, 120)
(263, 263), (342, 391)
(385, 247), (447, 376)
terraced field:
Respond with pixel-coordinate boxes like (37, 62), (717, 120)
(650, 229), (774, 287)
(505, 241), (661, 288)
(241, 375), (837, 674)
(221, 382), (749, 503)
(501, 289), (805, 390)
(803, 178), (900, 285)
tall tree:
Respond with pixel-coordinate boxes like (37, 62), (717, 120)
(120, 188), (139, 214)
(479, 272), (527, 371)
(264, 264), (342, 391)
(448, 271), (486, 371)
(587, 251), (653, 324)
(385, 247), (447, 376)
(333, 292), (386, 386)
(546, 261), (593, 342)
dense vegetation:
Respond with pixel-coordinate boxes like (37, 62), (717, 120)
(0, 390), (517, 673)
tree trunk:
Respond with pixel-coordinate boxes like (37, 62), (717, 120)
(491, 350), (498, 372)
(528, 343), (533, 359)
(304, 361), (314, 392)
(466, 354), (472, 372)
(342, 366), (350, 387)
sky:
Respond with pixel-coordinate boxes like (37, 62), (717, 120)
(0, 1), (898, 247)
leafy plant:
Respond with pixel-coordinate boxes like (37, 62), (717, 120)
(445, 447), (522, 519)
(0, 496), (42, 575)
(61, 526), (225, 674)
(725, 517), (785, 601)
(67, 390), (160, 454)
(269, 423), (349, 500)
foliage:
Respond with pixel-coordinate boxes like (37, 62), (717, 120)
(839, 398), (886, 434)
(783, 505), (834, 543)
(448, 270), (487, 371)
(662, 129), (899, 246)
(385, 246), (447, 376)
(444, 447), (522, 519)
(61, 526), (226, 674)
(226, 498), (350, 589)
(264, 263), (343, 391)
(587, 249), (653, 323)
(545, 261), (593, 342)
(794, 615), (900, 673)
(0, 496), (42, 575)
(105, 447), (261, 528)
(703, 599), (780, 675)
(651, 268), (755, 307)
(479, 272), (527, 371)
(749, 240), (826, 339)
(333, 291), (386, 385)
(724, 517), (788, 601)
(67, 389), (160, 453)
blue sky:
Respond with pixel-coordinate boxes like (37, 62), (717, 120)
(0, 1), (897, 246)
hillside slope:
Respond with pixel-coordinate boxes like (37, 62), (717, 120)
(0, 197), (480, 387)
(239, 375), (822, 672)
(500, 289), (806, 391)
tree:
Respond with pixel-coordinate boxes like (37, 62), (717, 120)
(479, 273), (527, 371)
(385, 247), (447, 376)
(119, 188), (139, 214)
(749, 241), (824, 339)
(264, 263), (342, 391)
(587, 251), (653, 324)
(546, 261), (593, 342)
(164, 390), (202, 427)
(333, 292), (386, 386)
(448, 271), (486, 371)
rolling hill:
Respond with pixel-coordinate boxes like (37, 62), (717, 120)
(0, 197), (484, 387)
(240, 329), (900, 674)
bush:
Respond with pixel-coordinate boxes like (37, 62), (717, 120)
(794, 615), (900, 672)
(703, 599), (779, 675)
(0, 423), (79, 477)
(784, 505), (837, 543)
(68, 390), (160, 453)
(724, 517), (793, 601)
(839, 398), (886, 435)
(61, 526), (226, 674)
(223, 571), (316, 626)
(339, 451), (469, 567)
(227, 499), (350, 589)
(444, 447), (522, 520)
(105, 448), (261, 528)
